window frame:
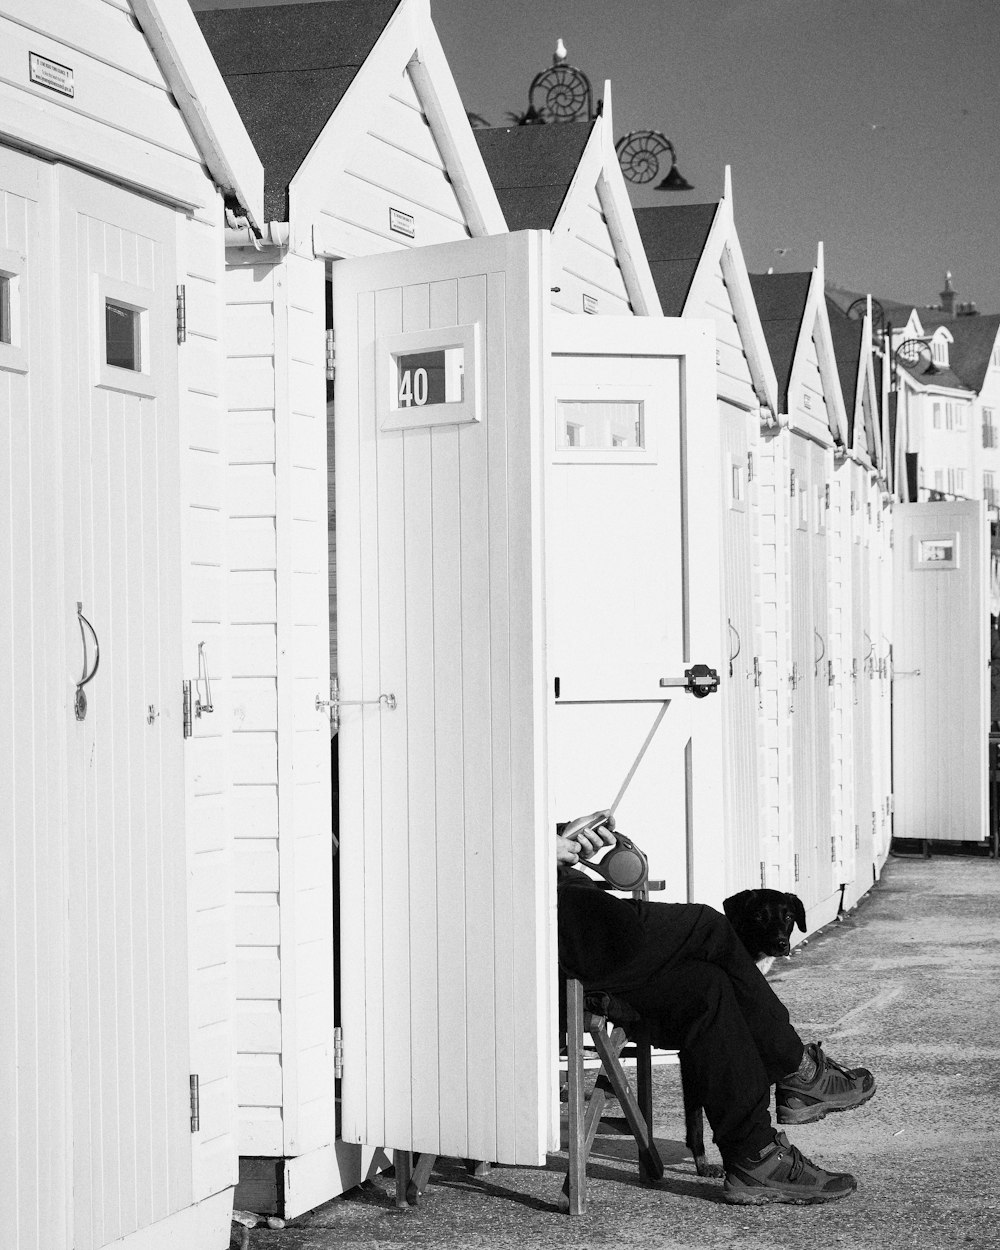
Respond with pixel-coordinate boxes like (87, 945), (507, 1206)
(95, 273), (157, 397)
(0, 245), (28, 375)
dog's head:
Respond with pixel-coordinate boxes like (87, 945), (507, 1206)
(723, 889), (807, 961)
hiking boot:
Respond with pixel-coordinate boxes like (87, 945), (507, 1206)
(776, 1041), (876, 1124)
(722, 1132), (857, 1206)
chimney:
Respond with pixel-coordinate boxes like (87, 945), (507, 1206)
(940, 271), (957, 319)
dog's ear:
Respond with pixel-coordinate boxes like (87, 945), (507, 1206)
(786, 893), (807, 933)
(723, 890), (757, 923)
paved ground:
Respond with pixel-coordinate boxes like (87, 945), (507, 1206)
(242, 851), (1000, 1249)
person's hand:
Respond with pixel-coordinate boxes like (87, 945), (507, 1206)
(561, 811), (617, 862)
(556, 834), (583, 865)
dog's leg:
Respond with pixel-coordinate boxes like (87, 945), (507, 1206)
(681, 1061), (722, 1178)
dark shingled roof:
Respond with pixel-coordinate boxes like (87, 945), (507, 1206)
(196, 1), (401, 222)
(924, 313), (1000, 393)
(827, 297), (863, 444)
(473, 123), (594, 230)
(749, 272), (812, 410)
(633, 203), (719, 315)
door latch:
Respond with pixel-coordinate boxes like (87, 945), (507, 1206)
(318, 675), (397, 733)
(659, 664), (721, 698)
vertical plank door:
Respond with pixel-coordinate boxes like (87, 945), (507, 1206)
(892, 501), (989, 842)
(0, 143), (69, 1250)
(332, 232), (552, 1166)
(546, 315), (725, 907)
(59, 165), (192, 1250)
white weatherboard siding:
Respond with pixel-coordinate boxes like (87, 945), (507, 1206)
(828, 460), (856, 892)
(0, 0), (217, 215)
(223, 248), (334, 1161)
(688, 253), (765, 894)
(550, 184), (632, 318)
(312, 66), (471, 259)
(181, 204), (238, 1201)
(757, 429), (794, 889)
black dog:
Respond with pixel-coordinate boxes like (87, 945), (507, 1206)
(683, 889), (807, 1177)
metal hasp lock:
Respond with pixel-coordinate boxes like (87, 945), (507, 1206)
(318, 675), (397, 733)
(659, 663), (721, 698)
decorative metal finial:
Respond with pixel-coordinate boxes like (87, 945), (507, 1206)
(615, 130), (693, 190)
(528, 50), (593, 123)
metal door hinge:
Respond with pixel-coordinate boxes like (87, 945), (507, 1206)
(824, 483), (831, 510)
(189, 1074), (200, 1132)
(183, 680), (193, 739)
(793, 853), (800, 882)
(789, 468), (796, 497)
(326, 328), (336, 381)
(760, 861), (766, 888)
(334, 1027), (344, 1080)
(747, 450), (754, 482)
(831, 836), (837, 863)
(176, 285), (186, 344)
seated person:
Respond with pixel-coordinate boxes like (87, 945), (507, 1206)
(556, 813), (875, 1206)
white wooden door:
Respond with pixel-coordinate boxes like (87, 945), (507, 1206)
(719, 402), (762, 895)
(809, 441), (833, 904)
(333, 232), (552, 1166)
(547, 316), (724, 905)
(0, 144), (70, 1250)
(789, 440), (817, 902)
(892, 501), (988, 841)
(59, 165), (191, 1250)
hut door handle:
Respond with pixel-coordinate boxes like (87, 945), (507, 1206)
(75, 602), (100, 721)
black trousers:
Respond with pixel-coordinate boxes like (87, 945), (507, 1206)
(584, 902), (804, 1163)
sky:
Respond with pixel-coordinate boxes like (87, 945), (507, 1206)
(191, 0), (1000, 313)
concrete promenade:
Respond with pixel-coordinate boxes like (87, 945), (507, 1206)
(245, 852), (1000, 1250)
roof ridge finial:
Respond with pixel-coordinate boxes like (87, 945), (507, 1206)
(554, 38), (567, 65)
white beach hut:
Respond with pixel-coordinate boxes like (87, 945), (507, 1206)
(201, 0), (725, 1204)
(635, 169), (781, 900)
(0, 1), (263, 1248)
(750, 252), (872, 930)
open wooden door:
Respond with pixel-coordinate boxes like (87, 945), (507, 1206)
(892, 501), (989, 842)
(546, 315), (725, 904)
(332, 232), (552, 1166)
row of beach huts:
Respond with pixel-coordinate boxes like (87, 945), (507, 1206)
(1, 1), (989, 1247)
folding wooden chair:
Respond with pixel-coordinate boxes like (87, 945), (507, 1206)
(560, 977), (664, 1214)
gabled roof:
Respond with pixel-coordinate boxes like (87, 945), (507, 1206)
(750, 272), (812, 409)
(471, 87), (660, 316)
(474, 122), (594, 231)
(634, 203), (719, 316)
(938, 313), (1000, 393)
(827, 298), (862, 425)
(197, 0), (400, 222)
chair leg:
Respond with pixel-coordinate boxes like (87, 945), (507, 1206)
(634, 1023), (655, 1181)
(563, 978), (588, 1215)
(589, 1026), (664, 1181)
(393, 1150), (413, 1208)
(406, 1152), (436, 1206)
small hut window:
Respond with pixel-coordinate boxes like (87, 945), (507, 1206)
(556, 400), (643, 450)
(0, 274), (10, 344)
(105, 300), (141, 371)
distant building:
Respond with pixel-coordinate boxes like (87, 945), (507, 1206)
(827, 275), (1000, 508)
